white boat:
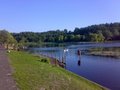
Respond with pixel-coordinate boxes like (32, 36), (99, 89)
(64, 49), (68, 52)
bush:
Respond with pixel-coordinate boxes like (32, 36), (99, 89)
(40, 58), (50, 64)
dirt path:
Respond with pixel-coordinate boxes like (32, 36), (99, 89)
(0, 46), (17, 90)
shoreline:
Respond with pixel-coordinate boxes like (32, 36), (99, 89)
(85, 51), (120, 58)
(9, 50), (108, 90)
(34, 53), (66, 68)
(34, 53), (109, 90)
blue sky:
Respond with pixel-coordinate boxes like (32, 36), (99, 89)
(0, 0), (120, 32)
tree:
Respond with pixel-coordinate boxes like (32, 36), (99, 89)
(88, 33), (104, 42)
(58, 35), (64, 42)
(64, 29), (68, 33)
(97, 33), (105, 42)
(0, 30), (9, 44)
(67, 35), (75, 41)
(12, 22), (120, 44)
(0, 30), (17, 49)
(74, 35), (81, 42)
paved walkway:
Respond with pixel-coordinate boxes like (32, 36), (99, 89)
(0, 46), (17, 90)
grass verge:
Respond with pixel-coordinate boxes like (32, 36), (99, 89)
(8, 51), (108, 90)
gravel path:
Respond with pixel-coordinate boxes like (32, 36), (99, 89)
(0, 46), (17, 90)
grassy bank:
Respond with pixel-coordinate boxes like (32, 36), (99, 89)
(86, 51), (120, 58)
(86, 47), (120, 58)
(8, 51), (107, 90)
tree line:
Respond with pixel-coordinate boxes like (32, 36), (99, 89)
(12, 23), (120, 43)
(0, 22), (120, 48)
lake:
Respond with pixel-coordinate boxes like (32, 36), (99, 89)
(28, 42), (120, 90)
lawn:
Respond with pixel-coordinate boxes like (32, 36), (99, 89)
(8, 51), (107, 90)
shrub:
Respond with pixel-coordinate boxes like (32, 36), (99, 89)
(40, 58), (50, 64)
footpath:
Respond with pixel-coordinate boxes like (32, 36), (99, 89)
(0, 46), (17, 90)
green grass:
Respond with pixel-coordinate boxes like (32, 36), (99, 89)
(8, 51), (108, 90)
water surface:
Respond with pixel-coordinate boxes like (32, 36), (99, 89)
(29, 42), (120, 90)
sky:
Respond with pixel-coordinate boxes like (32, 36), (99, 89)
(0, 0), (120, 32)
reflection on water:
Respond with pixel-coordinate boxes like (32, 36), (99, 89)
(28, 42), (120, 90)
(77, 60), (81, 66)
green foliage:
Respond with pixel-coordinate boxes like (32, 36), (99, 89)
(0, 30), (16, 44)
(12, 23), (120, 45)
(0, 30), (17, 49)
(88, 33), (105, 42)
(58, 35), (64, 42)
(97, 33), (105, 42)
(39, 58), (50, 64)
(74, 35), (81, 41)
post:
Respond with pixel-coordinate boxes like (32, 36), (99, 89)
(77, 49), (81, 66)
